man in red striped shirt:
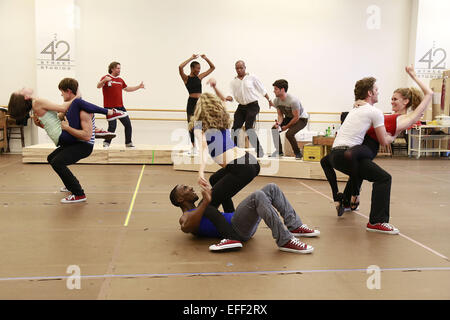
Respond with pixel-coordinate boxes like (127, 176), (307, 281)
(97, 61), (145, 148)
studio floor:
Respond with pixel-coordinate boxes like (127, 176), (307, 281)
(0, 154), (449, 300)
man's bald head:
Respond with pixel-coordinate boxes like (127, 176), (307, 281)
(235, 60), (246, 77)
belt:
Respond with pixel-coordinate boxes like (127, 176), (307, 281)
(331, 146), (350, 151)
(239, 101), (258, 106)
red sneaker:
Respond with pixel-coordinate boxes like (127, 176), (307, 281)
(95, 129), (116, 140)
(106, 109), (128, 121)
(279, 238), (314, 254)
(290, 224), (320, 237)
(61, 194), (87, 204)
(366, 222), (399, 235)
(209, 239), (243, 251)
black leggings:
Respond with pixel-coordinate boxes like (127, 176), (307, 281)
(209, 152), (260, 213)
(344, 145), (376, 196)
(325, 136), (391, 224)
(186, 97), (198, 144)
(320, 135), (379, 202)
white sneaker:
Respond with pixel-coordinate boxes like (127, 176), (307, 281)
(126, 143), (135, 149)
(60, 187), (69, 192)
(103, 142), (110, 148)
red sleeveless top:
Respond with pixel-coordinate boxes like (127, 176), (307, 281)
(366, 114), (421, 142)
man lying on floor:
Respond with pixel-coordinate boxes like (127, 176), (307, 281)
(169, 182), (320, 253)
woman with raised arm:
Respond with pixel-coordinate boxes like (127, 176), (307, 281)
(322, 65), (433, 217)
(179, 54), (215, 155)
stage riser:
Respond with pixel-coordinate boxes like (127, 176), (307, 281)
(172, 154), (348, 182)
(22, 144), (189, 165)
(22, 144), (348, 181)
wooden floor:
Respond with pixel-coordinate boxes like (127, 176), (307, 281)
(0, 153), (449, 300)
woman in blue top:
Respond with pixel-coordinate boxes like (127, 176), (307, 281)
(188, 79), (260, 213)
(179, 54), (215, 155)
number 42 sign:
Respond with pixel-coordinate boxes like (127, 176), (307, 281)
(38, 34), (75, 70)
(418, 47), (447, 70)
(41, 39), (71, 61)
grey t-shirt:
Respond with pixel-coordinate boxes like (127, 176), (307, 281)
(274, 94), (308, 119)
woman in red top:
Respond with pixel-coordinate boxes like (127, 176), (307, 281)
(321, 66), (433, 215)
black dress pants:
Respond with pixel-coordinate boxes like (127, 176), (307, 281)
(47, 142), (93, 196)
(329, 149), (392, 224)
(232, 101), (264, 157)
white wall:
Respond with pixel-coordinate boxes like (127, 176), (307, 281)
(0, 0), (37, 152)
(1, 0), (416, 149)
(75, 0), (412, 112)
(73, 0), (413, 146)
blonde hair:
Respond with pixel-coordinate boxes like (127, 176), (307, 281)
(394, 87), (423, 111)
(188, 93), (231, 131)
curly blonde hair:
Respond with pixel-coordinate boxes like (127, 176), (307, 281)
(394, 87), (424, 110)
(188, 93), (231, 131)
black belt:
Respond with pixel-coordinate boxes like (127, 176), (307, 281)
(239, 101), (258, 106)
(332, 146), (350, 151)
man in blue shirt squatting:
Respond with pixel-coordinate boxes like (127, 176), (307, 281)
(169, 181), (320, 253)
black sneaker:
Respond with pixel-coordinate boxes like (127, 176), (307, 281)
(295, 152), (303, 160)
(336, 192), (345, 217)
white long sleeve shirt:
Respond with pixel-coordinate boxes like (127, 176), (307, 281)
(230, 74), (267, 105)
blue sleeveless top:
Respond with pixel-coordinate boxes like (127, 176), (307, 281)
(204, 128), (236, 158)
(196, 211), (234, 238)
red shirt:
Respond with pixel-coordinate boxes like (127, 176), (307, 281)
(101, 75), (127, 108)
(367, 114), (421, 141)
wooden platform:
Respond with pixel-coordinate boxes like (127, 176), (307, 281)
(172, 153), (348, 181)
(22, 144), (347, 181)
(22, 143), (190, 164)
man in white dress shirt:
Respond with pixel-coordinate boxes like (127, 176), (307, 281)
(225, 60), (272, 158)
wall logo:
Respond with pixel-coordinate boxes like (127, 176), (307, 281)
(416, 43), (447, 79)
(38, 33), (75, 71)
